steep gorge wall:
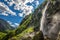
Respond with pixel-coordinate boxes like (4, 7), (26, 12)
(40, 0), (60, 40)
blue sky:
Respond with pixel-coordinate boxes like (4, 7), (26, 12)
(0, 0), (44, 27)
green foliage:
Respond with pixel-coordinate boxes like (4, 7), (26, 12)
(15, 15), (32, 35)
(0, 32), (6, 40)
(1, 30), (15, 40)
(9, 27), (34, 40)
(17, 27), (34, 37)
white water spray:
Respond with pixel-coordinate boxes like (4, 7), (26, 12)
(40, 1), (50, 35)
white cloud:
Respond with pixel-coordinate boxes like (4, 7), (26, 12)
(0, 0), (39, 17)
(7, 21), (14, 27)
(14, 23), (19, 26)
(7, 21), (12, 25)
(6, 0), (34, 17)
(2, 12), (8, 16)
(11, 25), (15, 27)
(0, 2), (17, 16)
(7, 21), (19, 27)
(18, 13), (23, 17)
(4, 0), (7, 2)
(36, 1), (39, 6)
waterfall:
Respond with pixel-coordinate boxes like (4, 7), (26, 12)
(40, 1), (50, 35)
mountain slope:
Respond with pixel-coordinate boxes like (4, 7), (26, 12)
(0, 18), (14, 32)
(15, 14), (32, 35)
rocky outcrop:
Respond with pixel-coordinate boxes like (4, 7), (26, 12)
(40, 0), (60, 40)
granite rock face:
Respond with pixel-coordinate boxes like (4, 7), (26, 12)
(40, 0), (60, 40)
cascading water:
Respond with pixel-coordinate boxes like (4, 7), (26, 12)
(40, 0), (60, 40)
(40, 0), (50, 35)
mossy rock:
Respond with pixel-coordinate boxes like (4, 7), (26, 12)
(21, 36), (32, 40)
(33, 31), (44, 40)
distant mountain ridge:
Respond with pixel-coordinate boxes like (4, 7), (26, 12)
(0, 18), (14, 32)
